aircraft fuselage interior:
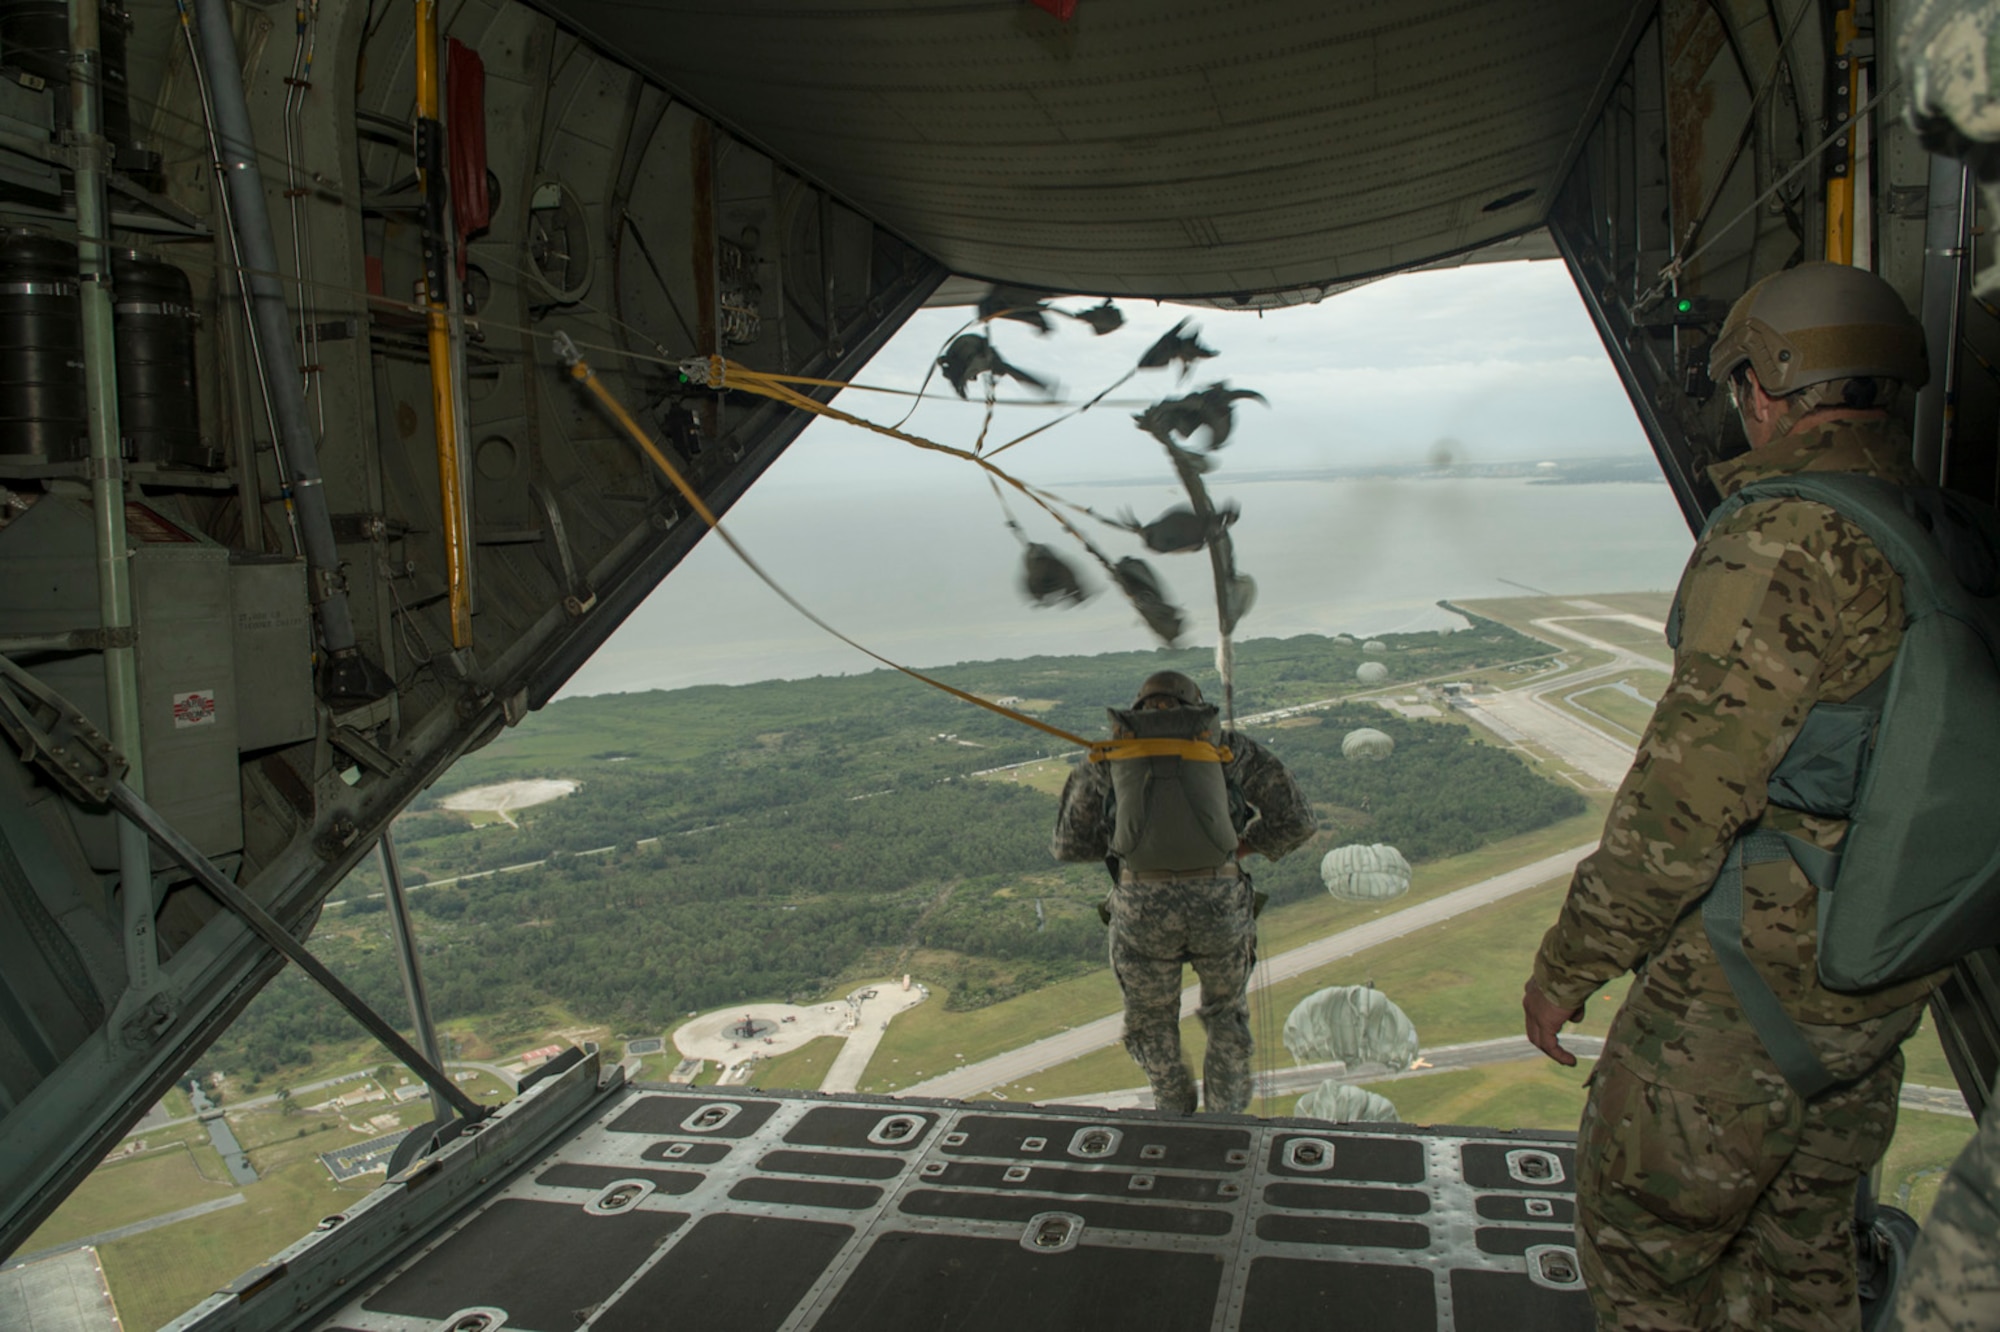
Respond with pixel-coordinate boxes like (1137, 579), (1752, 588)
(0, 1), (1995, 1328)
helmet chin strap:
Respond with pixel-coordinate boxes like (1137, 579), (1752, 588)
(1772, 381), (1835, 437)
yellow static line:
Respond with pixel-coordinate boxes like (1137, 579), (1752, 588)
(557, 340), (1172, 760)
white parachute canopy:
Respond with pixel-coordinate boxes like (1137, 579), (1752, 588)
(1355, 661), (1389, 684)
(1341, 727), (1395, 761)
(1363, 640), (1388, 654)
(1282, 985), (1420, 1070)
(1320, 842), (1412, 902)
(1296, 1081), (1401, 1124)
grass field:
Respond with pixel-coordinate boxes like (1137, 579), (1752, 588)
(1562, 617), (1674, 663)
(750, 1037), (844, 1091)
(1258, 1061), (1589, 1128)
(977, 874), (1630, 1107)
(96, 1153), (380, 1330)
(1560, 672), (1668, 740)
(855, 802), (1610, 1094)
(974, 757), (1074, 797)
(1883, 1109), (1975, 1222)
(20, 1146), (239, 1254)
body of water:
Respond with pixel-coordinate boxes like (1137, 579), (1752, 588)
(559, 473), (1695, 696)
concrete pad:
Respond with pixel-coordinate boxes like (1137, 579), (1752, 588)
(0, 1249), (120, 1331)
(672, 982), (928, 1086)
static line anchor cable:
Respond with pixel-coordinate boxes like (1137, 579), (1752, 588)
(552, 334), (1225, 767)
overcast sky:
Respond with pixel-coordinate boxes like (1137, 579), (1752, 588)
(761, 256), (1652, 494)
(556, 257), (1686, 695)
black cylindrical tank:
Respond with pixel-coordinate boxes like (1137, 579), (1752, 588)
(0, 2), (135, 153)
(112, 250), (208, 469)
(0, 229), (85, 462)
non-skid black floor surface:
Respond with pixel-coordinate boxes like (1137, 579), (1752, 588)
(592, 1214), (854, 1332)
(812, 1232), (1225, 1332)
(362, 1198), (686, 1329)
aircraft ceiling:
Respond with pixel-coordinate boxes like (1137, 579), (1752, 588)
(533, 0), (1649, 298)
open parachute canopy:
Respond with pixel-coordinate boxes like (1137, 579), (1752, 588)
(1282, 985), (1420, 1071)
(1296, 1082), (1402, 1125)
(1320, 843), (1413, 903)
(1341, 727), (1395, 761)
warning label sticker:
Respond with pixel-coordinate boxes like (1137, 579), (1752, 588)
(172, 690), (218, 729)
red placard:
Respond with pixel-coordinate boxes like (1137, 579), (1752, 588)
(1029, 0), (1077, 18)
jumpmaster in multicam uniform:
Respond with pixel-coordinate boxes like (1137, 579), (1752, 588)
(1053, 670), (1313, 1114)
(1525, 263), (1939, 1330)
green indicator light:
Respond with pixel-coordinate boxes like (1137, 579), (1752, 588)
(1676, 299), (1693, 313)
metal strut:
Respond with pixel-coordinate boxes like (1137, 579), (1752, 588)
(107, 782), (486, 1123)
(0, 655), (484, 1119)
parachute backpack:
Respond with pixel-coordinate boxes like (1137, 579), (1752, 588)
(1682, 473), (2000, 1095)
(1099, 702), (1239, 873)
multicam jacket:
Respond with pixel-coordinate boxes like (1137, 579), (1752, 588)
(1531, 420), (1939, 1086)
(1051, 730), (1316, 865)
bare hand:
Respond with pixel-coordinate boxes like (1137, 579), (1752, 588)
(1522, 980), (1584, 1067)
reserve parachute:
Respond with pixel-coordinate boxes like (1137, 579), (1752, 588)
(1296, 1082), (1401, 1124)
(1341, 727), (1395, 761)
(1282, 985), (1420, 1071)
(1320, 844), (1412, 903)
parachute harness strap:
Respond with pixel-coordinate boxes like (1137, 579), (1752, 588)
(560, 335), (1099, 752)
(1087, 739), (1232, 764)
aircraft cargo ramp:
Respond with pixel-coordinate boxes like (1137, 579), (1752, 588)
(161, 1052), (1589, 1331)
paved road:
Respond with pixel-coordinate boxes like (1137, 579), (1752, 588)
(903, 843), (1596, 1100)
(1, 1194), (246, 1271)
(1450, 614), (1668, 788)
(821, 987), (931, 1093)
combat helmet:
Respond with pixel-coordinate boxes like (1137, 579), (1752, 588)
(1708, 263), (1928, 429)
(1134, 670), (1203, 708)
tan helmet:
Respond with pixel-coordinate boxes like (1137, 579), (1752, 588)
(1708, 263), (1928, 411)
(1135, 670), (1203, 707)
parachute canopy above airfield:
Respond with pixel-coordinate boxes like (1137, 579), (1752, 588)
(1296, 1082), (1402, 1125)
(1321, 843), (1413, 902)
(1282, 985), (1420, 1071)
(1341, 728), (1395, 761)
(1356, 661), (1389, 684)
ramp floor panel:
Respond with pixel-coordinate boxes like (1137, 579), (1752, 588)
(310, 1087), (1593, 1331)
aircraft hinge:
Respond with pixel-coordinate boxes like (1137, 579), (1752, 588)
(0, 652), (127, 806)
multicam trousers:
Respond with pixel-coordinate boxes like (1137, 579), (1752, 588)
(1577, 1032), (1907, 1330)
(1106, 873), (1256, 1115)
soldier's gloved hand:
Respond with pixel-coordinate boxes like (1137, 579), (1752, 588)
(1522, 980), (1584, 1067)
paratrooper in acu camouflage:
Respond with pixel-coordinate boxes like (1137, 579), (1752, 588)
(1522, 263), (1940, 1331)
(1878, 15), (2000, 1329)
(1053, 670), (1313, 1114)
(1881, 1072), (2000, 1331)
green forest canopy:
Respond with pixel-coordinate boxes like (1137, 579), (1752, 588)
(211, 623), (1584, 1080)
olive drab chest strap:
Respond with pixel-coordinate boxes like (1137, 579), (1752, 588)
(1097, 703), (1241, 874)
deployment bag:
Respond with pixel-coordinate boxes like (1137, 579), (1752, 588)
(1685, 473), (2000, 1094)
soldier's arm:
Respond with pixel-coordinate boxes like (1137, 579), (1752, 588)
(1529, 504), (1847, 1010)
(1229, 735), (1317, 860)
(1050, 758), (1111, 862)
